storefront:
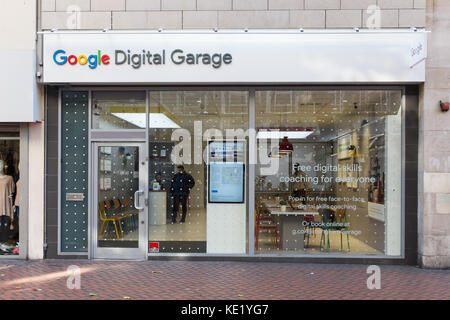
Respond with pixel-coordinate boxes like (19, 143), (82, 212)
(0, 125), (22, 256)
(41, 30), (425, 263)
(0, 38), (40, 259)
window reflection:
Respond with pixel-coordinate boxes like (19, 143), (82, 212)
(147, 90), (249, 254)
(92, 91), (146, 130)
(0, 131), (20, 255)
(255, 90), (402, 256)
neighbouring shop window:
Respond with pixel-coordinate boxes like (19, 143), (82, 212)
(92, 91), (146, 130)
(0, 131), (20, 255)
(148, 90), (249, 254)
(255, 90), (402, 256)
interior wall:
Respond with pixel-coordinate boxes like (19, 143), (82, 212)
(150, 128), (206, 212)
(98, 146), (139, 202)
(335, 121), (386, 254)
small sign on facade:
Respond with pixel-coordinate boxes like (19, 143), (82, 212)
(66, 193), (85, 201)
(149, 242), (159, 253)
(409, 34), (427, 68)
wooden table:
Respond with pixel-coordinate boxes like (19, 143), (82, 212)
(262, 200), (319, 251)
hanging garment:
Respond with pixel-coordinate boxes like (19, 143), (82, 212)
(11, 206), (19, 237)
(0, 176), (14, 218)
(14, 179), (19, 207)
(9, 179), (20, 241)
(0, 215), (11, 243)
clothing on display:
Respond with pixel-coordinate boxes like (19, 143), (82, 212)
(11, 179), (20, 239)
(0, 175), (14, 218)
(0, 215), (11, 243)
(5, 152), (17, 179)
(0, 140), (20, 255)
(14, 179), (19, 207)
(0, 240), (18, 254)
(0, 159), (16, 249)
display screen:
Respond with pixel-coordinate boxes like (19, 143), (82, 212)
(208, 140), (245, 203)
(209, 162), (245, 203)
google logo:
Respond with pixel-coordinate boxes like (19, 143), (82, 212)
(410, 43), (423, 57)
(53, 50), (110, 69)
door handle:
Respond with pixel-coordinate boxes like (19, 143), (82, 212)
(134, 190), (145, 210)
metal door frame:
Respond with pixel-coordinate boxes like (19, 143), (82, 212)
(90, 141), (148, 260)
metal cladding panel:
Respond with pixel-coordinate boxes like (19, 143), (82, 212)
(60, 91), (89, 252)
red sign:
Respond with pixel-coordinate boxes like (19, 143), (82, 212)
(149, 242), (159, 253)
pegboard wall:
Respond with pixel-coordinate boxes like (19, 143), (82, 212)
(60, 91), (89, 252)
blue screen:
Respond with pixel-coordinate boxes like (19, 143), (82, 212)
(209, 162), (244, 203)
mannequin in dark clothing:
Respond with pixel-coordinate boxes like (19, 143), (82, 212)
(0, 216), (11, 243)
(0, 159), (14, 244)
(169, 165), (195, 224)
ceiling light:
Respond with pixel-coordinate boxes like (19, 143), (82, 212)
(111, 113), (180, 128)
(257, 130), (314, 140)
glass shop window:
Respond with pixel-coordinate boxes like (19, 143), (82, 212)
(0, 131), (20, 255)
(147, 90), (249, 254)
(92, 91), (146, 130)
(254, 90), (402, 256)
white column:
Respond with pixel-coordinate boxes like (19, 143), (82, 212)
(27, 120), (45, 259)
(385, 108), (402, 256)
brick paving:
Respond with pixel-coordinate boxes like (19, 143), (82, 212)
(0, 260), (448, 300)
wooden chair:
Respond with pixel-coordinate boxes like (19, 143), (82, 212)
(113, 198), (134, 219)
(304, 215), (319, 249)
(255, 200), (280, 251)
(336, 209), (350, 252)
(120, 197), (138, 233)
(303, 201), (318, 248)
(111, 198), (130, 235)
(98, 201), (122, 240)
(102, 200), (130, 240)
(120, 197), (137, 215)
(319, 208), (350, 252)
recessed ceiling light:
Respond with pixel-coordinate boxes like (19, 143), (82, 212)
(111, 113), (180, 128)
(257, 130), (314, 139)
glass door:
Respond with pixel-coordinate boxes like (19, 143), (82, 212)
(92, 142), (147, 259)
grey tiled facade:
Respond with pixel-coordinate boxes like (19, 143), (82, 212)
(39, 0), (426, 30)
(34, 0), (450, 268)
